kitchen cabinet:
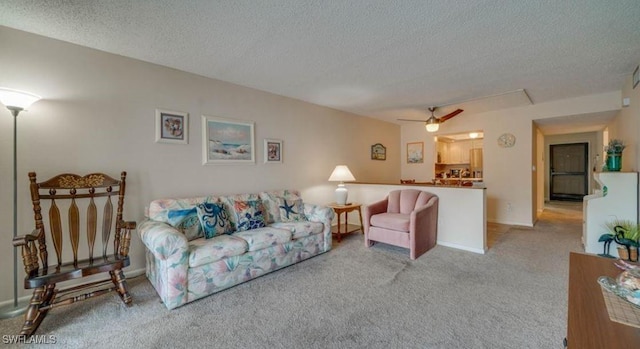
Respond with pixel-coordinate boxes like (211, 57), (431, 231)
(444, 140), (470, 164)
(437, 139), (484, 165)
(436, 141), (447, 164)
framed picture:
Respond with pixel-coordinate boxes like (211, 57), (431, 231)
(371, 143), (386, 160)
(264, 139), (283, 163)
(407, 142), (424, 164)
(155, 109), (188, 144)
(633, 65), (639, 89)
(202, 115), (255, 164)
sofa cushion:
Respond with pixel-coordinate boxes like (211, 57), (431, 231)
(370, 213), (410, 232)
(196, 202), (234, 238)
(233, 200), (267, 231)
(231, 227), (292, 251)
(269, 221), (323, 239)
(259, 190), (302, 223)
(188, 235), (248, 268)
(277, 198), (307, 222)
(166, 207), (203, 241)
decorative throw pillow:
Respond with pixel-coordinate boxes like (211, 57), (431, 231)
(277, 198), (307, 222)
(233, 200), (266, 231)
(196, 202), (234, 239)
(166, 207), (203, 240)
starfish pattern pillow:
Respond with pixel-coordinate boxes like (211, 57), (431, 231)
(277, 198), (307, 222)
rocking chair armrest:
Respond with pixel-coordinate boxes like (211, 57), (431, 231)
(12, 229), (40, 247)
(118, 220), (137, 230)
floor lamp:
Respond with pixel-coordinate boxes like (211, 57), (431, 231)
(0, 87), (41, 319)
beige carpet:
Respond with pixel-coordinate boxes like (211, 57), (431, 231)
(0, 205), (583, 348)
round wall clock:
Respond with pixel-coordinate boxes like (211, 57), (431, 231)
(497, 133), (516, 148)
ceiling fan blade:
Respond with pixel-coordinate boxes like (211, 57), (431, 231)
(438, 109), (463, 123)
(397, 119), (426, 122)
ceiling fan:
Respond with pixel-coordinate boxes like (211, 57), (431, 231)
(398, 106), (464, 132)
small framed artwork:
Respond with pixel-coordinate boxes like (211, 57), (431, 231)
(202, 115), (255, 164)
(407, 142), (424, 164)
(264, 139), (283, 163)
(155, 109), (188, 144)
(633, 65), (639, 89)
(371, 143), (386, 160)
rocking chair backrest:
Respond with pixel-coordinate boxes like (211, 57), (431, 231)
(29, 172), (128, 270)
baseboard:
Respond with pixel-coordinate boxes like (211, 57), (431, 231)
(437, 241), (486, 254)
(0, 267), (147, 307)
(126, 267), (147, 278)
(487, 219), (535, 228)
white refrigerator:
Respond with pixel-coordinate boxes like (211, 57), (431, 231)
(582, 172), (638, 256)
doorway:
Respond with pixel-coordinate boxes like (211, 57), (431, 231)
(550, 143), (588, 201)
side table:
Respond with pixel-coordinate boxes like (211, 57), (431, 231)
(327, 202), (363, 243)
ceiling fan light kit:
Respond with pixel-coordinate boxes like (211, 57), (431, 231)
(399, 106), (463, 133)
(425, 116), (439, 132)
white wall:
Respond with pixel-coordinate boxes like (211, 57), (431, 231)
(401, 92), (622, 226)
(0, 27), (401, 303)
(535, 127), (544, 217)
(607, 60), (640, 229)
(608, 62), (640, 172)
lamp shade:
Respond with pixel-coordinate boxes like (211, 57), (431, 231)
(328, 165), (356, 182)
(0, 87), (41, 110)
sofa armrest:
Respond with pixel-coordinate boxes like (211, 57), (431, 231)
(304, 203), (335, 251)
(410, 196), (438, 258)
(363, 198), (388, 235)
(138, 219), (189, 261)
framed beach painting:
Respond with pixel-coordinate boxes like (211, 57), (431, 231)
(264, 139), (283, 164)
(155, 109), (188, 144)
(202, 115), (255, 164)
(407, 142), (424, 164)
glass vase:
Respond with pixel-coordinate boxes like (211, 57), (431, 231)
(606, 152), (622, 171)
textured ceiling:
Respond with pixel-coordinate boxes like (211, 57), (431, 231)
(1, 0), (639, 126)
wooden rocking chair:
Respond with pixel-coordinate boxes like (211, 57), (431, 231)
(12, 172), (136, 335)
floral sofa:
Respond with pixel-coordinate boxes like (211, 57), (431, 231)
(138, 190), (334, 309)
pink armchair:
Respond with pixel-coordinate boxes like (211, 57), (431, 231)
(363, 189), (438, 260)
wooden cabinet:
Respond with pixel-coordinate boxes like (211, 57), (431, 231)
(439, 140), (469, 164)
(436, 141), (447, 164)
(437, 139), (484, 165)
(448, 142), (462, 164)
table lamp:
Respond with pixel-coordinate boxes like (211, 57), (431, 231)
(328, 165), (355, 205)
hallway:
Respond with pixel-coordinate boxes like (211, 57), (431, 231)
(488, 200), (583, 249)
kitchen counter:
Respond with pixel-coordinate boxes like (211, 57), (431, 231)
(354, 181), (485, 189)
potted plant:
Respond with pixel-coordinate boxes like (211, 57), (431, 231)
(604, 139), (625, 171)
(599, 219), (639, 261)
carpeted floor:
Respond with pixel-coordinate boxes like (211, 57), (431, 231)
(0, 204), (583, 348)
